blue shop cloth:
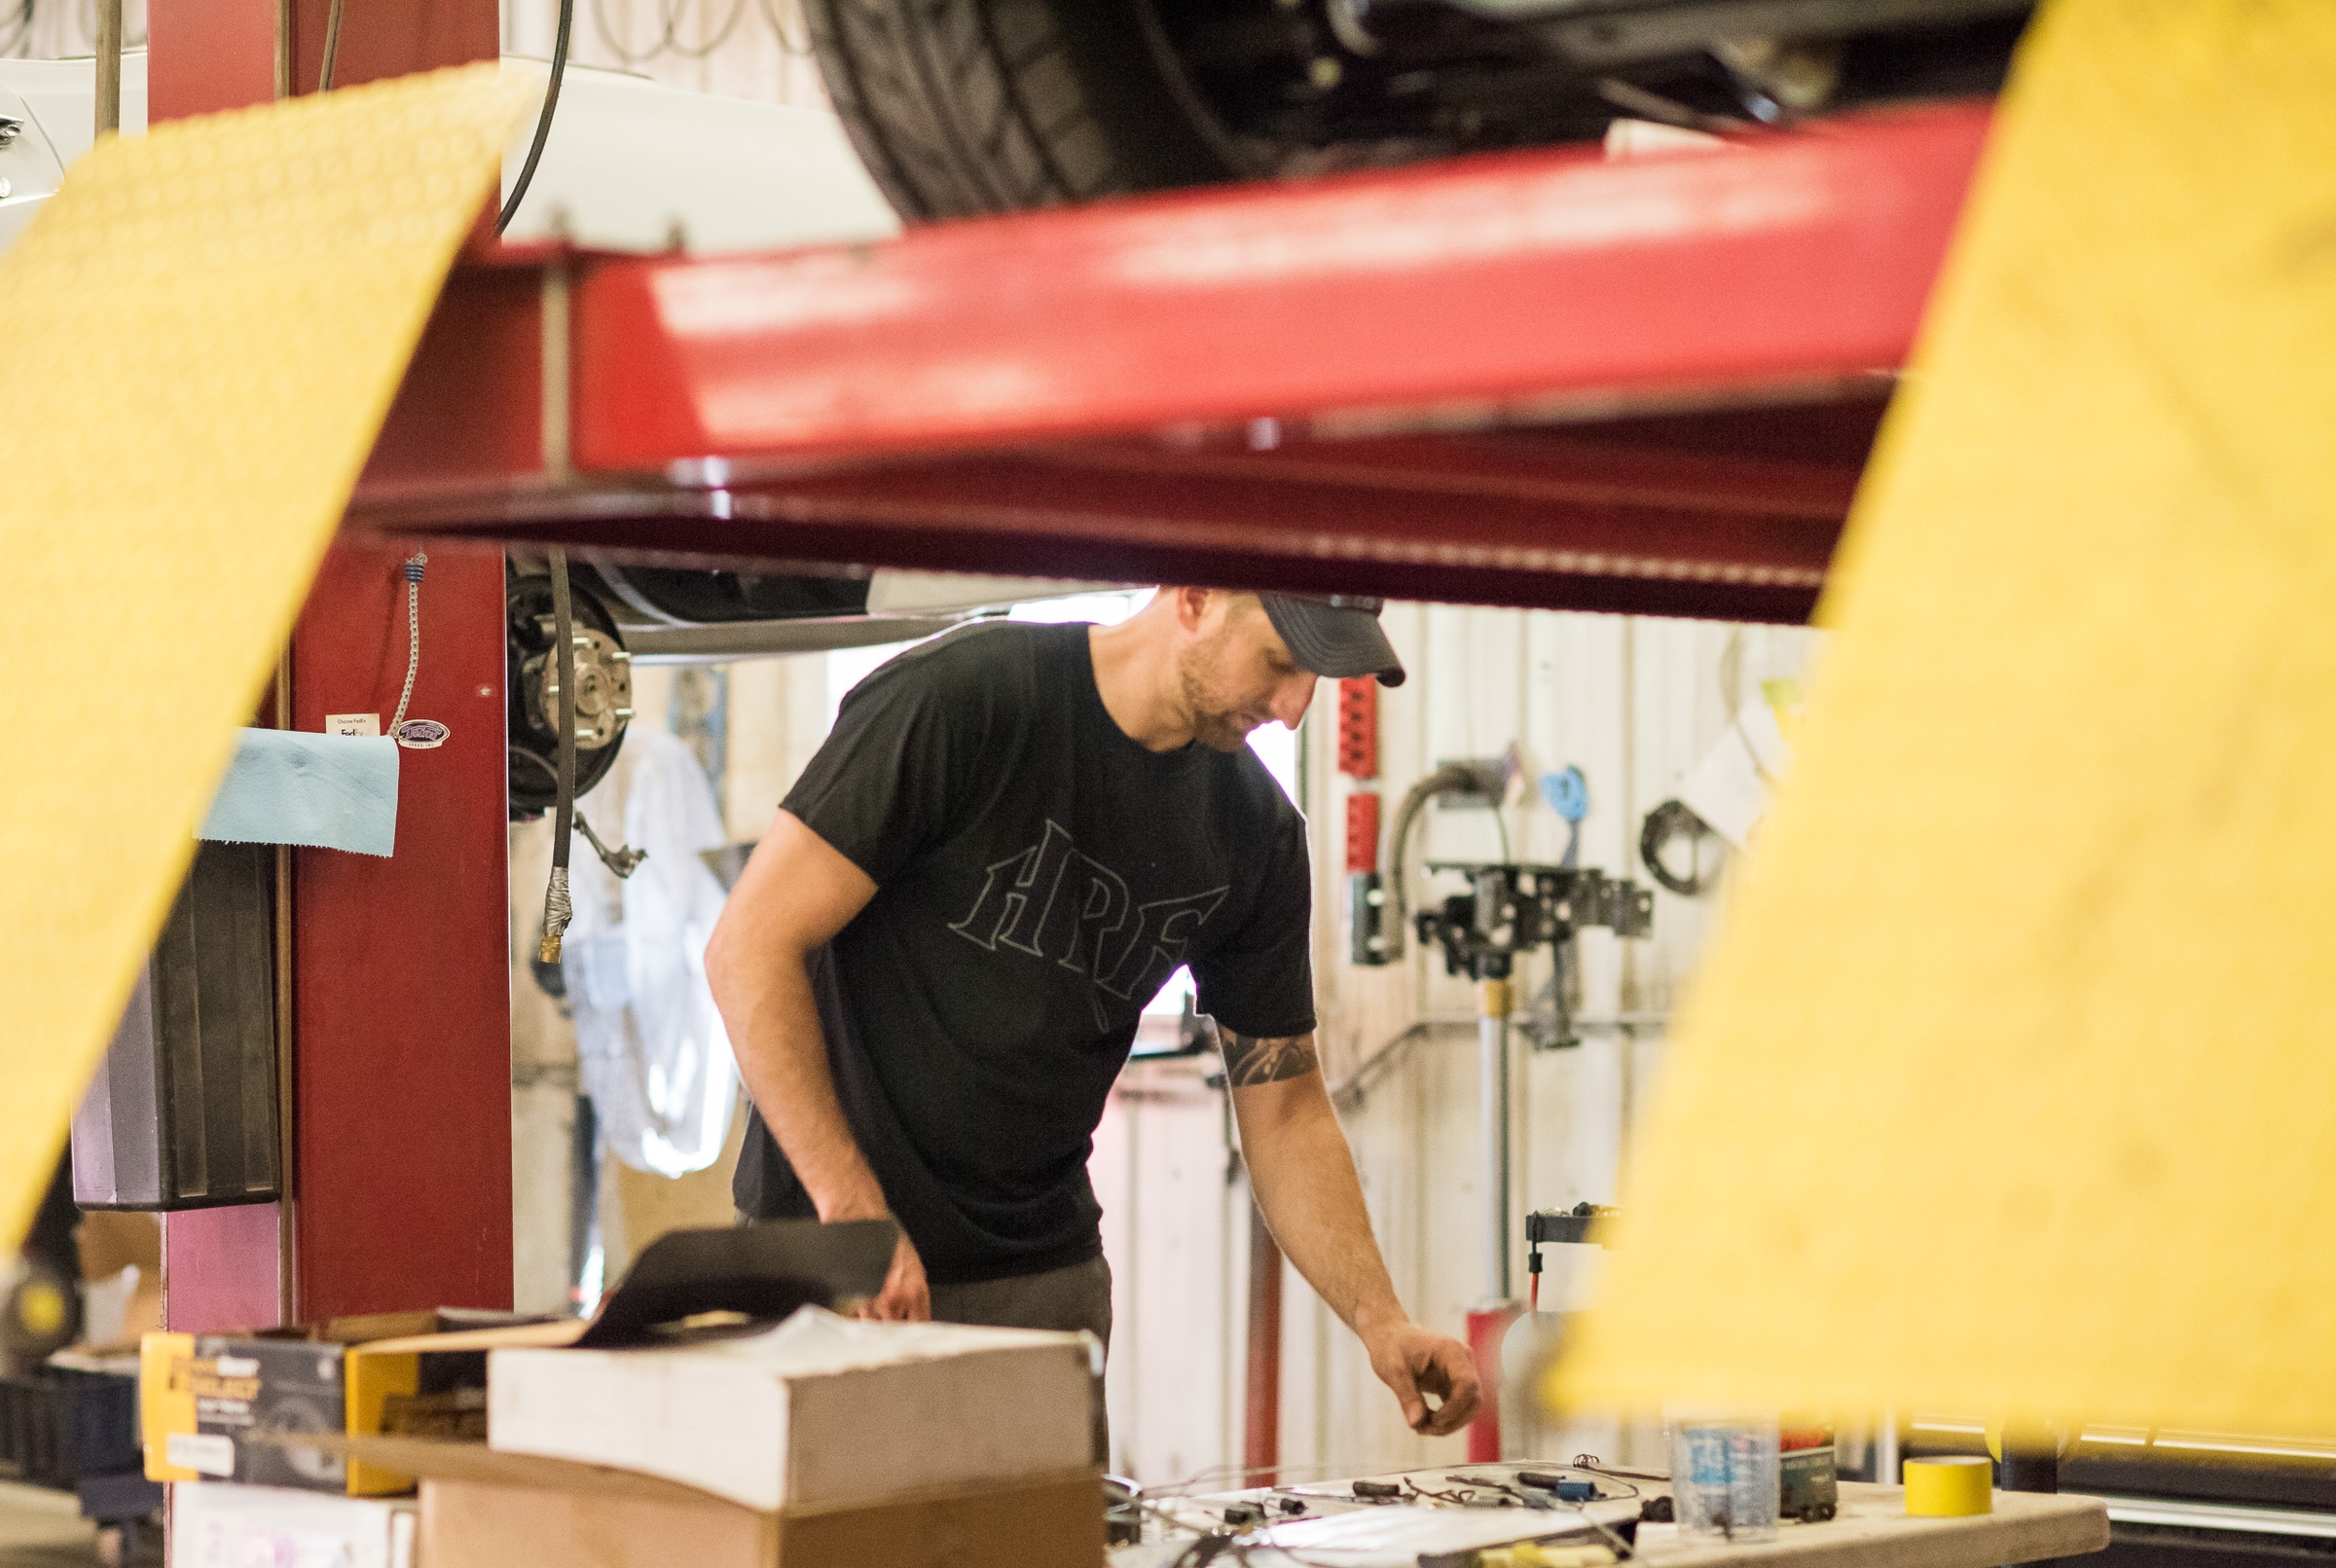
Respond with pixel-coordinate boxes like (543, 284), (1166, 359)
(199, 728), (399, 857)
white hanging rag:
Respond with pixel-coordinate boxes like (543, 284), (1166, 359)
(563, 727), (739, 1176)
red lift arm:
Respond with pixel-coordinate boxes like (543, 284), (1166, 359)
(355, 100), (1987, 622)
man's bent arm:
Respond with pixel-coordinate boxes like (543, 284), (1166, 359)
(1224, 1032), (1482, 1436)
(705, 810), (926, 1317)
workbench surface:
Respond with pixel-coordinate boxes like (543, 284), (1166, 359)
(1119, 1477), (2109, 1568)
(1634, 1483), (2109, 1568)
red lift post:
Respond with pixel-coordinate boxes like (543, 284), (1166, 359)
(152, 0), (512, 1333)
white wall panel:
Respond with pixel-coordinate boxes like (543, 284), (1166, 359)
(1106, 603), (1821, 1488)
(506, 599), (1817, 1489)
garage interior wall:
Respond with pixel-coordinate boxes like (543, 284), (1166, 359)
(509, 601), (1818, 1482)
(1100, 605), (1817, 1482)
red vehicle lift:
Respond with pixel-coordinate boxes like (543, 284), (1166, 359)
(148, 0), (1987, 1375)
(356, 99), (1989, 623)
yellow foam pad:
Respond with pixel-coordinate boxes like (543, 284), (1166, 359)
(0, 66), (529, 1254)
(1552, 0), (2336, 1433)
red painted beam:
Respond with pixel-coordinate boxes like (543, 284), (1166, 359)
(377, 429), (1847, 619)
(565, 102), (1982, 469)
(357, 103), (1981, 618)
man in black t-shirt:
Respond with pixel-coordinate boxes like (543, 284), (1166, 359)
(706, 588), (1479, 1438)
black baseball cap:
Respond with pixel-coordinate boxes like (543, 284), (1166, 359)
(1258, 594), (1405, 687)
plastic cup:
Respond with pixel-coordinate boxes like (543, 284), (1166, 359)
(1667, 1410), (1781, 1543)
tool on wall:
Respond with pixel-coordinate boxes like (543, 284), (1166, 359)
(1639, 799), (1721, 897)
(1349, 758), (1506, 966)
(1338, 677), (1384, 957)
(1416, 857), (1652, 1463)
(1525, 1203), (1615, 1314)
(1417, 860), (1653, 1303)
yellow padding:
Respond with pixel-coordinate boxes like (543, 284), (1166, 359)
(1551, 0), (2336, 1433)
(1904, 1459), (1992, 1519)
(0, 65), (529, 1253)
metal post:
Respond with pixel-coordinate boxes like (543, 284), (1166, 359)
(1480, 977), (1515, 1301)
(1877, 1409), (1901, 1484)
(274, 0), (294, 99)
(1244, 1206), (1283, 1487)
(94, 0), (123, 137)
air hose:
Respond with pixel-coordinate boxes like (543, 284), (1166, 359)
(1377, 762), (1490, 964)
(538, 550), (579, 964)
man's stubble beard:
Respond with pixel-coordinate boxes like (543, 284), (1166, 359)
(1177, 644), (1259, 753)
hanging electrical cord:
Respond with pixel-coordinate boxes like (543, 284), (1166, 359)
(386, 552), (450, 748)
(390, 552), (425, 733)
(317, 0), (346, 89)
(497, 0), (572, 235)
(538, 550), (579, 964)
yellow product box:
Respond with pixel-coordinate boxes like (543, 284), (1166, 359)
(139, 1309), (546, 1494)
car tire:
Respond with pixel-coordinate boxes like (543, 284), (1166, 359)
(800, 0), (1242, 220)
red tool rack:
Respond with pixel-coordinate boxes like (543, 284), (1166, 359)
(356, 99), (1991, 623)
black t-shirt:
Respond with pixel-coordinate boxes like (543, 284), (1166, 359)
(733, 621), (1316, 1285)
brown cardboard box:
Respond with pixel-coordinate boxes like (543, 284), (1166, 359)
(423, 1470), (1103, 1568)
(139, 1311), (539, 1492)
(333, 1435), (1102, 1568)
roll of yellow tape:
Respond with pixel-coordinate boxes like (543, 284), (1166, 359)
(1905, 1457), (1993, 1517)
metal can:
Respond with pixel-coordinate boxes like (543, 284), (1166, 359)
(1780, 1423), (1839, 1523)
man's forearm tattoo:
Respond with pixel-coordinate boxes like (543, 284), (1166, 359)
(1220, 1030), (1320, 1087)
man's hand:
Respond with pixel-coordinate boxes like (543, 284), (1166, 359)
(1363, 1318), (1482, 1437)
(1227, 1046), (1487, 1440)
(861, 1226), (931, 1322)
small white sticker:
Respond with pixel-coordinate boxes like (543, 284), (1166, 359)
(324, 713), (381, 738)
(166, 1430), (237, 1477)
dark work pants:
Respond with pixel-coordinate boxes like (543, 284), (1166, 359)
(932, 1254), (1113, 1466)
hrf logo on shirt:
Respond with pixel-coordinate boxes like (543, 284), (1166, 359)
(949, 820), (1227, 1016)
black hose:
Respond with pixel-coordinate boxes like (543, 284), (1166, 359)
(538, 552), (579, 962)
(1378, 762), (1481, 964)
(498, 0), (574, 235)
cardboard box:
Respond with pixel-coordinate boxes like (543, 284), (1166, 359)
(353, 1436), (1101, 1568)
(487, 1307), (1098, 1512)
(140, 1310), (525, 1493)
(141, 1221), (900, 1498)
(169, 1479), (417, 1568)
